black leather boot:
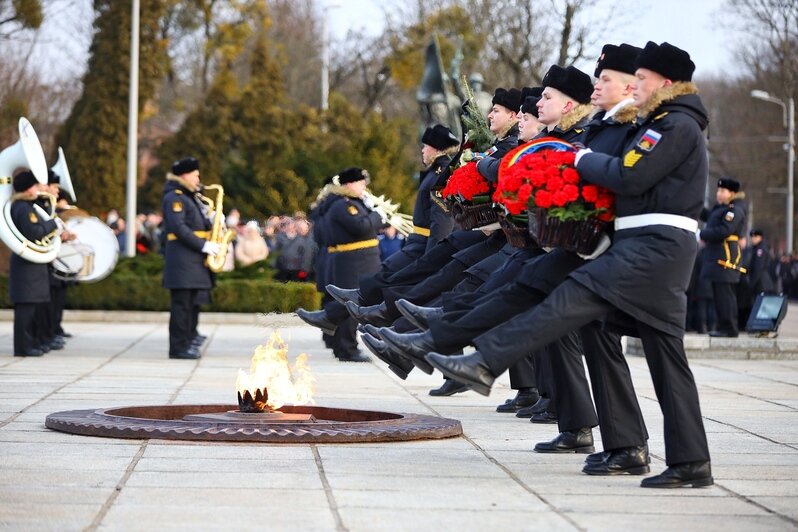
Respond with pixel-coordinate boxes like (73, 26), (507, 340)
(641, 461), (713, 488)
(534, 428), (594, 454)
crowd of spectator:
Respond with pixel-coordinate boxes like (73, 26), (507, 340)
(105, 207), (402, 282)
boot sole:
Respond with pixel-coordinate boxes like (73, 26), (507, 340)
(583, 465), (651, 476)
(535, 445), (595, 454)
(641, 476), (714, 488)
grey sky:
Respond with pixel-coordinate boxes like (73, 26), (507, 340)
(23, 0), (735, 84)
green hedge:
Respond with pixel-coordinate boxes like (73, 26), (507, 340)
(0, 255), (320, 312)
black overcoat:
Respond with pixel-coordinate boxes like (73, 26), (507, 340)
(326, 194), (383, 288)
(572, 89), (709, 337)
(161, 179), (214, 290)
(9, 199), (58, 303)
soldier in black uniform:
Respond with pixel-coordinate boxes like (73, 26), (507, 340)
(700, 177), (746, 337)
(9, 171), (61, 356)
(428, 41), (713, 488)
(162, 157), (217, 360)
(322, 167), (386, 361)
(381, 53), (650, 461)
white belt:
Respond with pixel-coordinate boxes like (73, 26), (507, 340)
(614, 213), (698, 233)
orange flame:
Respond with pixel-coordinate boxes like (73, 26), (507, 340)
(235, 332), (315, 410)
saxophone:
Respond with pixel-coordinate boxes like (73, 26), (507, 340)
(197, 184), (236, 273)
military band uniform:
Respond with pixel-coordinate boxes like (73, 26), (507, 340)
(162, 170), (214, 358)
(324, 184), (385, 359)
(9, 175), (59, 356)
(700, 186), (746, 337)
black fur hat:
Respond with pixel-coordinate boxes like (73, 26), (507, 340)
(717, 176), (740, 193)
(171, 157), (200, 176)
(595, 43), (642, 77)
(13, 170), (38, 192)
(335, 167), (370, 184)
(492, 88), (522, 112)
(421, 124), (459, 150)
(520, 96), (541, 117)
(541, 65), (593, 104)
(634, 41), (695, 82)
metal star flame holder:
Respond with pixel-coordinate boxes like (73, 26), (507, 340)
(235, 331), (315, 416)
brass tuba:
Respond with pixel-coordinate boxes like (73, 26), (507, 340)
(196, 184), (235, 273)
(0, 118), (62, 263)
(362, 189), (415, 237)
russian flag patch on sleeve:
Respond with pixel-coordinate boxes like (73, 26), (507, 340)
(637, 129), (662, 152)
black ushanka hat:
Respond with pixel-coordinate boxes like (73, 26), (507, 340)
(634, 41), (695, 82)
(421, 124), (459, 150)
(595, 43), (643, 77)
(541, 65), (593, 104)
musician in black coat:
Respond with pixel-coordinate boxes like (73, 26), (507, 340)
(429, 41), (714, 489)
(699, 177), (747, 337)
(9, 172), (59, 356)
(321, 167), (386, 361)
(162, 157), (216, 360)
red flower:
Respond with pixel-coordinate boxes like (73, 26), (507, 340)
(497, 137), (616, 222)
(582, 185), (599, 203)
(441, 162), (489, 201)
(518, 183), (533, 204)
(561, 167), (580, 185)
(535, 189), (553, 208)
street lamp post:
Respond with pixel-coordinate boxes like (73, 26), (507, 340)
(320, 1), (341, 111)
(751, 89), (795, 253)
(125, 0), (140, 258)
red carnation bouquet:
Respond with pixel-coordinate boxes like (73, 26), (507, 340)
(494, 138), (615, 222)
(441, 161), (490, 202)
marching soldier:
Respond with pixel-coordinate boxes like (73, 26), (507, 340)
(9, 172), (63, 356)
(162, 157), (217, 360)
(429, 41), (714, 489)
(700, 177), (746, 337)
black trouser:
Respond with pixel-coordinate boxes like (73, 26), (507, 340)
(14, 303), (37, 354)
(359, 233), (481, 305)
(712, 282), (738, 335)
(474, 279), (709, 465)
(548, 330), (597, 431)
(578, 322), (648, 450)
(51, 283), (67, 336)
(170, 289), (198, 354)
(429, 281), (545, 352)
(35, 302), (54, 344)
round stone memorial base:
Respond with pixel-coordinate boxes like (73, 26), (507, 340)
(45, 404), (463, 444)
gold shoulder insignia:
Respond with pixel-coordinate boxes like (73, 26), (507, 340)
(175, 189), (183, 195)
(29, 212), (38, 223)
(347, 205), (359, 216)
(574, 128), (583, 134)
(435, 167), (442, 174)
(654, 112), (669, 121)
(623, 150), (643, 168)
(172, 201), (183, 213)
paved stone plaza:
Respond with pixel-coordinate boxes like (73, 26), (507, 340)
(1, 311), (797, 531)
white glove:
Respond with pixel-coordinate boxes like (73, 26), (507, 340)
(373, 206), (388, 224)
(362, 195), (375, 209)
(202, 241), (221, 256)
(574, 148), (593, 166)
(578, 233), (611, 260)
(55, 217), (66, 233)
(389, 215), (404, 227)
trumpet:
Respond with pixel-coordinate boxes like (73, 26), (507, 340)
(362, 189), (415, 237)
(196, 184), (235, 273)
